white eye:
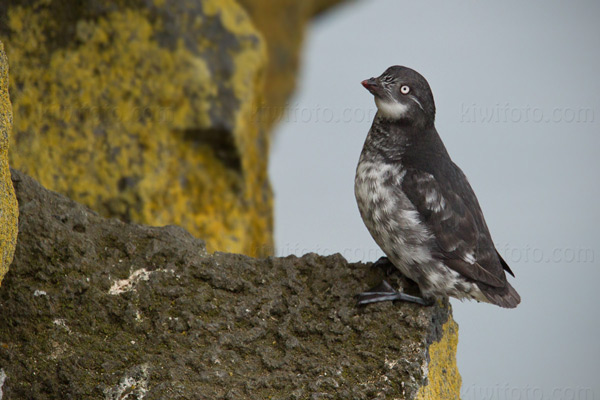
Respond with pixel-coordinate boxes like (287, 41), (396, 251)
(400, 85), (410, 94)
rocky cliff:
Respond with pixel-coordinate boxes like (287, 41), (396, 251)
(0, 0), (344, 257)
(0, 169), (461, 399)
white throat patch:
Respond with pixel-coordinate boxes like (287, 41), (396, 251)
(374, 97), (409, 119)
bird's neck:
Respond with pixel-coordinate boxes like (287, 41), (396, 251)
(364, 116), (445, 164)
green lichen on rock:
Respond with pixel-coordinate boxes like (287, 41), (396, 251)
(0, 40), (18, 286)
(1, 0), (271, 256)
(0, 170), (461, 399)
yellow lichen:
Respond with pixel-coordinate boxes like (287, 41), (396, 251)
(416, 317), (462, 400)
(3, 1), (271, 256)
(0, 40), (19, 286)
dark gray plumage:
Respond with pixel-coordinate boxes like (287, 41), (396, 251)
(355, 66), (520, 308)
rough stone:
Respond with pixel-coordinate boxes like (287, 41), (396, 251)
(0, 169), (461, 399)
(0, 40), (18, 286)
(0, 0), (271, 256)
(0, 0), (351, 258)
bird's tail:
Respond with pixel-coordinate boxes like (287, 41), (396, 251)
(483, 281), (521, 309)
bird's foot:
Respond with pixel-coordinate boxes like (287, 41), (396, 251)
(370, 256), (396, 276)
(356, 280), (434, 306)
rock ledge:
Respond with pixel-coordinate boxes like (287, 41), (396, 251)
(0, 170), (460, 399)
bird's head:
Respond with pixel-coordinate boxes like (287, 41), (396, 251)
(362, 66), (436, 126)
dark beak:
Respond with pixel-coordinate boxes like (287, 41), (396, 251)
(361, 77), (381, 96)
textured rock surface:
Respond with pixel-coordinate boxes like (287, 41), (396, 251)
(0, 40), (18, 286)
(0, 170), (461, 399)
(0, 0), (271, 256)
(0, 0), (349, 258)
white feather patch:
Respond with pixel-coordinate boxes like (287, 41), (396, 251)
(463, 251), (476, 264)
(375, 97), (409, 119)
(425, 190), (446, 213)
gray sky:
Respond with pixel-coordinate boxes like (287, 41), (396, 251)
(269, 0), (600, 397)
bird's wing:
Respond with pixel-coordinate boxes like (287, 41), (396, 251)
(400, 167), (507, 288)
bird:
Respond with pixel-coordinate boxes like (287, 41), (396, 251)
(354, 66), (520, 308)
